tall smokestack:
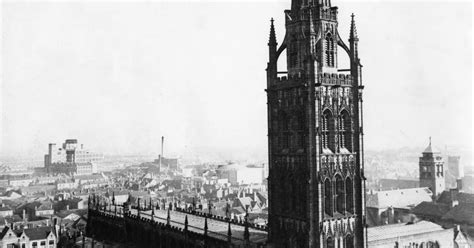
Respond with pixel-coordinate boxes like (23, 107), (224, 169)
(161, 136), (164, 159)
(159, 136), (164, 172)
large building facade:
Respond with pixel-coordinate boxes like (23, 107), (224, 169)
(265, 0), (366, 247)
(44, 139), (104, 175)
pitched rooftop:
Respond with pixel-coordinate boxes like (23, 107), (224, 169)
(366, 188), (433, 209)
(368, 221), (444, 242)
(423, 137), (440, 154)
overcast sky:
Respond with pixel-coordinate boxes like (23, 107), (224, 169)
(1, 1), (472, 161)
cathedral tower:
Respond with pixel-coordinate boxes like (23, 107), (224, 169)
(419, 138), (445, 197)
(266, 0), (366, 247)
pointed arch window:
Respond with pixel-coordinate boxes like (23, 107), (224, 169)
(335, 175), (345, 213)
(325, 33), (335, 67)
(279, 112), (289, 150)
(289, 36), (298, 68)
(339, 110), (352, 151)
(288, 175), (294, 211)
(322, 110), (335, 152)
(326, 237), (335, 248)
(292, 178), (298, 212)
(280, 174), (287, 212)
(345, 177), (354, 213)
(345, 235), (354, 248)
(324, 178), (332, 216)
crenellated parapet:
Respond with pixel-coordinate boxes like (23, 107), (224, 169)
(86, 206), (268, 248)
(269, 73), (352, 90)
(175, 207), (268, 231)
(318, 73), (353, 86)
(268, 73), (306, 89)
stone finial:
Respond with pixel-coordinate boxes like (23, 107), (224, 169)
(350, 13), (359, 41)
(244, 209), (250, 241)
(269, 18), (277, 46)
(166, 208), (171, 226)
(225, 203), (230, 218)
(227, 221), (232, 242)
(151, 205), (155, 221)
(184, 215), (188, 232)
(208, 199), (212, 215)
(309, 6), (316, 36)
(137, 198), (141, 218)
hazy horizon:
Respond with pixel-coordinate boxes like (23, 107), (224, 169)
(1, 1), (472, 162)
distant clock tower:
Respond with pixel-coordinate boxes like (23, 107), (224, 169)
(419, 137), (445, 197)
(265, 0), (366, 247)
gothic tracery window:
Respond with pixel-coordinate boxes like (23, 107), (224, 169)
(324, 178), (332, 216)
(288, 175), (294, 211)
(289, 37), (298, 68)
(345, 235), (354, 248)
(335, 174), (345, 213)
(325, 33), (335, 67)
(346, 177), (354, 213)
(322, 110), (335, 152)
(327, 237), (334, 248)
(339, 110), (352, 151)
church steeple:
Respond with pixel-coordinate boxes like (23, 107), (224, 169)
(266, 0), (366, 247)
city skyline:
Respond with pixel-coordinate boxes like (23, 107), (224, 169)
(1, 1), (472, 161)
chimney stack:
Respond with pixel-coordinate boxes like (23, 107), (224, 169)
(159, 136), (164, 171)
(161, 136), (164, 159)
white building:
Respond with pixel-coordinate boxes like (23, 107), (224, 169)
(367, 221), (469, 248)
(44, 139), (103, 175)
(217, 164), (264, 185)
(9, 178), (33, 187)
(0, 226), (57, 248)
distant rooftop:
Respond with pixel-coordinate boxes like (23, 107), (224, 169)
(368, 221), (444, 242)
(366, 187), (432, 209)
(423, 137), (440, 154)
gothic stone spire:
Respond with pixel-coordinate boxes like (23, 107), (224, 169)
(269, 18), (277, 46)
(350, 13), (359, 41)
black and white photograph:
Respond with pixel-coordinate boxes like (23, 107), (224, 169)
(0, 0), (472, 247)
